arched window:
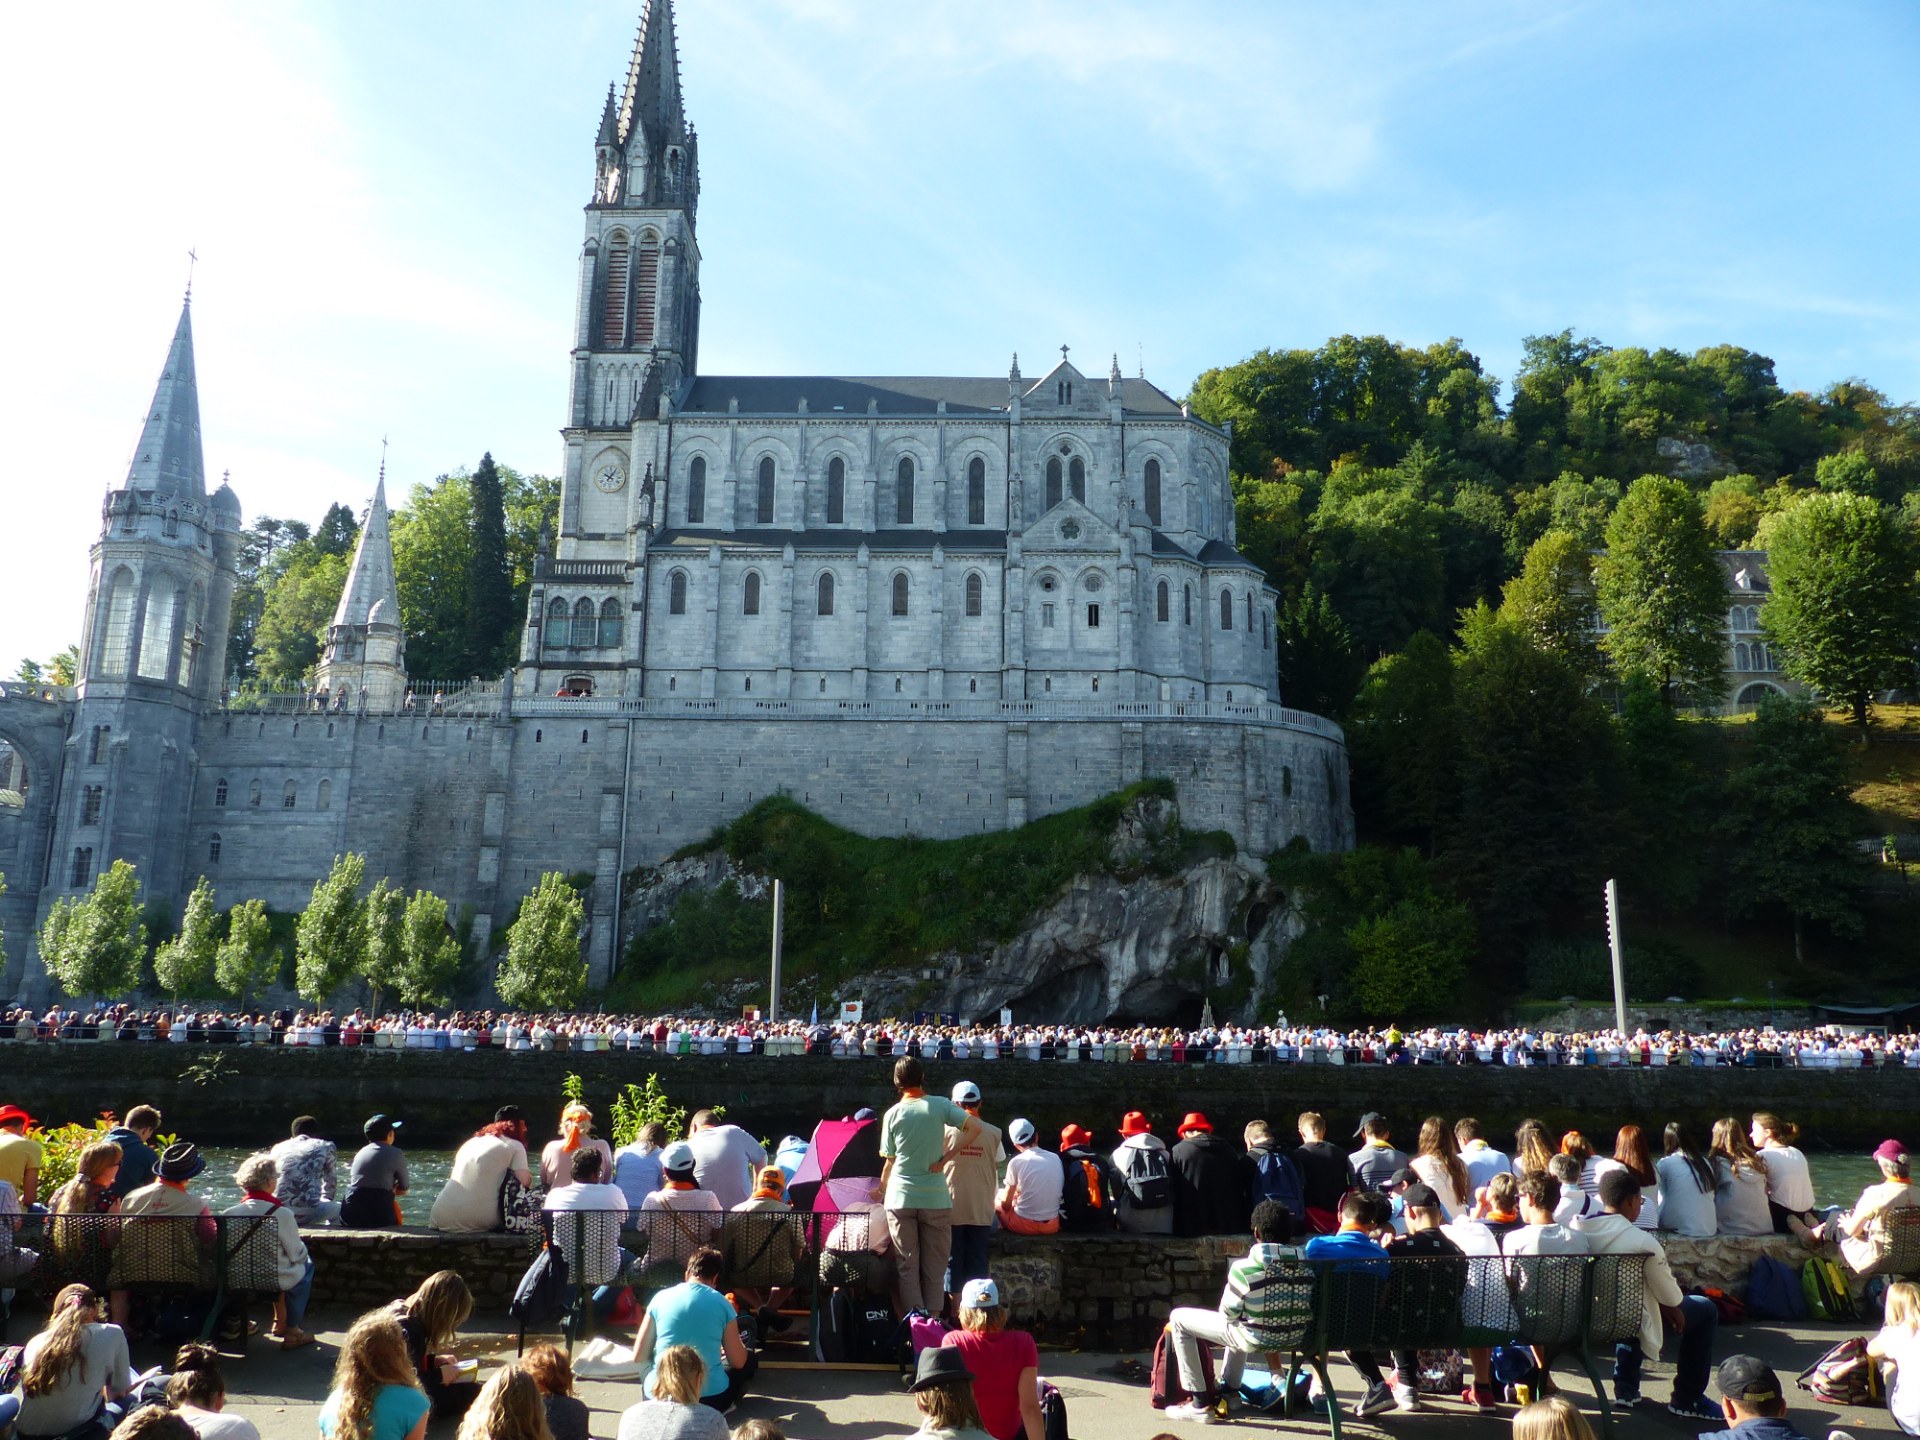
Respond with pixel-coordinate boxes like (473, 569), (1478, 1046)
(283, 780), (298, 809)
(896, 457), (915, 524)
(668, 570), (688, 615)
(214, 778), (228, 808)
(687, 456), (706, 524)
(744, 571), (762, 616)
(1069, 456), (1086, 504)
(1145, 458), (1162, 526)
(1247, 592), (1255, 631)
(817, 572), (835, 616)
(756, 456), (775, 524)
(892, 572), (910, 616)
(1184, 584), (1193, 625)
(1262, 609), (1270, 648)
(137, 581), (180, 680)
(1045, 457), (1063, 510)
(71, 847), (93, 888)
(89, 725), (110, 764)
(826, 456), (846, 524)
(317, 779), (331, 811)
(248, 779), (262, 808)
(1220, 589), (1233, 630)
(967, 457), (986, 525)
(631, 236), (660, 348)
(599, 597), (622, 648)
(600, 232), (630, 347)
(572, 597), (597, 648)
(1157, 580), (1169, 622)
(1735, 642), (1751, 670)
(208, 834), (222, 865)
(545, 597), (568, 648)
(80, 786), (102, 825)
(99, 568), (135, 677)
(965, 572), (983, 617)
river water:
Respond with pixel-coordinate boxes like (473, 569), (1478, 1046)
(196, 1148), (1886, 1227)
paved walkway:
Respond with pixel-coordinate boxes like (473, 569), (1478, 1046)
(113, 1307), (1883, 1440)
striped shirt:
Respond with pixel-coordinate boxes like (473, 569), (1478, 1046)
(1221, 1241), (1312, 1352)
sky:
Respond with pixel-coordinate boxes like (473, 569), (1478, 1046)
(3, 1), (1917, 667)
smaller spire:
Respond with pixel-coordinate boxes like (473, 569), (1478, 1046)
(1110, 352), (1123, 385)
(124, 295), (207, 502)
(328, 469), (402, 635)
(596, 82), (619, 147)
(1009, 352), (1021, 382)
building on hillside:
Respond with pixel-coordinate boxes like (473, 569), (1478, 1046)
(1716, 550), (1802, 712)
(0, 3), (1353, 1001)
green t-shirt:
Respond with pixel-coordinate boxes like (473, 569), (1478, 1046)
(881, 1094), (969, 1209)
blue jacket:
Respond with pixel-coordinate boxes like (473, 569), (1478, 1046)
(1714, 1417), (1811, 1440)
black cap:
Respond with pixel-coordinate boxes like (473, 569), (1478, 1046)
(1389, 1166), (1419, 1189)
(1400, 1182), (1441, 1211)
(364, 1113), (403, 1141)
(1716, 1355), (1780, 1407)
(910, 1347), (973, 1392)
(494, 1105), (525, 1124)
(156, 1142), (206, 1181)
(1355, 1111), (1387, 1138)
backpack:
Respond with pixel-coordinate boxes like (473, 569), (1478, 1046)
(1745, 1255), (1807, 1321)
(1150, 1325), (1215, 1408)
(1796, 1337), (1882, 1407)
(1122, 1145), (1172, 1210)
(509, 1224), (572, 1330)
(1039, 1380), (1070, 1440)
(1061, 1152), (1117, 1230)
(1249, 1148), (1306, 1223)
(1819, 1257), (1859, 1320)
(1801, 1256), (1852, 1322)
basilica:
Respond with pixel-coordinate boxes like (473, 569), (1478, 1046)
(0, 3), (1352, 998)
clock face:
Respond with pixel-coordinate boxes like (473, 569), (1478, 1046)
(594, 463), (626, 493)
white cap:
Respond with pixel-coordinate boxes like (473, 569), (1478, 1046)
(1008, 1118), (1036, 1146)
(661, 1141), (697, 1174)
(951, 1080), (981, 1105)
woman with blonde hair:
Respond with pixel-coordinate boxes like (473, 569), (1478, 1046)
(616, 1346), (728, 1440)
(317, 1312), (429, 1440)
(48, 1143), (125, 1322)
(454, 1365), (552, 1440)
(902, 1348), (995, 1440)
(1709, 1117), (1771, 1236)
(50, 1142), (122, 1217)
(1409, 1116), (1469, 1218)
(391, 1270), (481, 1417)
(518, 1345), (589, 1440)
(540, 1103), (614, 1192)
(938, 1278), (1043, 1440)
(1510, 1395), (1596, 1440)
(12, 1284), (130, 1440)
(1870, 1278), (1920, 1433)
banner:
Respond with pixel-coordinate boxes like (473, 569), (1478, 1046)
(839, 1000), (864, 1023)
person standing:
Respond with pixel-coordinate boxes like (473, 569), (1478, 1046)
(1167, 1112), (1246, 1238)
(942, 1082), (1003, 1309)
(879, 1056), (980, 1317)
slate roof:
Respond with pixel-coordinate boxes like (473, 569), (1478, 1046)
(124, 297), (206, 502)
(674, 375), (1185, 418)
(331, 479), (404, 630)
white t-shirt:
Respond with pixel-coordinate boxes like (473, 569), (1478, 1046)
(1761, 1144), (1816, 1213)
(1876, 1323), (1920, 1435)
(178, 1404), (262, 1440)
(431, 1134), (531, 1232)
(545, 1181), (629, 1284)
(1004, 1147), (1065, 1222)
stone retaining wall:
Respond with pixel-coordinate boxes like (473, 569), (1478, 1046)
(301, 1227), (1842, 1351)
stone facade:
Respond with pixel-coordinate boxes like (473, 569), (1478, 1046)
(0, 6), (1352, 999)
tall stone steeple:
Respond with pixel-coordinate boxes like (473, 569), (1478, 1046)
(124, 297), (207, 502)
(312, 472), (408, 709)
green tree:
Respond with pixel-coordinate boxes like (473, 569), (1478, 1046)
(497, 872), (587, 1010)
(466, 453), (514, 676)
(312, 502), (361, 557)
(1231, 473), (1313, 601)
(1307, 469), (1449, 656)
(504, 468), (563, 631)
(1499, 528), (1601, 680)
(226, 516), (313, 680)
(391, 472), (476, 680)
(1346, 631), (1456, 852)
(1594, 475), (1729, 703)
(295, 853), (366, 1002)
(39, 858), (148, 1000)
(397, 889), (463, 1008)
(1272, 586), (1365, 718)
(1703, 474), (1762, 549)
(13, 659), (43, 684)
(152, 875), (218, 1001)
(1761, 490), (1920, 731)
(1615, 673), (1722, 910)
(1721, 696), (1864, 962)
(1347, 900), (1476, 1020)
(253, 548), (349, 684)
(216, 898), (280, 1008)
(360, 876), (406, 1013)
(1815, 450), (1881, 499)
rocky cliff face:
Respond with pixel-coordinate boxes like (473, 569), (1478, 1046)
(619, 796), (1296, 1024)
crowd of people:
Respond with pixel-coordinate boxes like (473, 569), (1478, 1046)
(3, 1067), (1919, 1440)
(5, 1006), (1920, 1069)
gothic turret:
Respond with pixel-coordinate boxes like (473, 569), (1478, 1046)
(124, 297), (207, 503)
(312, 474), (408, 710)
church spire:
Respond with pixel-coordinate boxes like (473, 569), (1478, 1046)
(124, 295), (207, 502)
(595, 82), (620, 148)
(329, 473), (402, 635)
(618, 0), (685, 152)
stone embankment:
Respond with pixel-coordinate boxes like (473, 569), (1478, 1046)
(302, 1227), (1847, 1351)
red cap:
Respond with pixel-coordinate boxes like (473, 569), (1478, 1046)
(1119, 1111), (1151, 1138)
(1060, 1124), (1093, 1149)
(1873, 1139), (1909, 1165)
(0, 1105), (33, 1129)
(1178, 1111), (1212, 1134)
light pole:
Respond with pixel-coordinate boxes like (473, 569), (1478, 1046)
(769, 879), (784, 1024)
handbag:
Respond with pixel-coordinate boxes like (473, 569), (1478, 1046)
(509, 1219), (572, 1328)
(499, 1172), (545, 1236)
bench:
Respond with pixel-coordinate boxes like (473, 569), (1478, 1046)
(1239, 1253), (1647, 1440)
(3, 1212), (288, 1348)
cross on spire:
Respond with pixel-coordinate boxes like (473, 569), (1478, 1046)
(1060, 343), (1070, 363)
(185, 247), (198, 303)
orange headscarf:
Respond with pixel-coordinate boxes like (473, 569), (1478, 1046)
(560, 1102), (593, 1153)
